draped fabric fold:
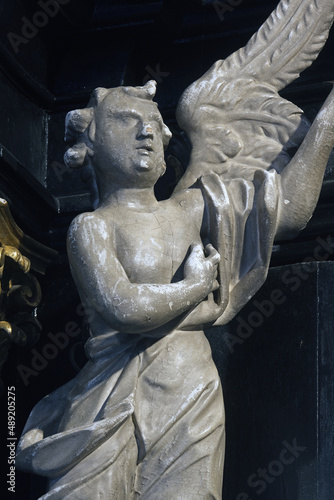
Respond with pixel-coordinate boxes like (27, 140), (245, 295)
(16, 170), (278, 499)
(198, 170), (279, 324)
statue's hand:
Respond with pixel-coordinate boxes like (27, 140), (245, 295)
(178, 292), (223, 330)
(184, 243), (220, 299)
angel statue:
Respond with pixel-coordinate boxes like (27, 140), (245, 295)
(16, 0), (334, 498)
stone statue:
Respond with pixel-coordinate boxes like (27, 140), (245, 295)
(16, 1), (334, 498)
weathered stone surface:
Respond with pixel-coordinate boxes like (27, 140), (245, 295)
(16, 1), (334, 498)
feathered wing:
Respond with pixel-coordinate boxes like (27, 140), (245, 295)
(174, 0), (334, 192)
(173, 0), (334, 325)
(220, 0), (334, 90)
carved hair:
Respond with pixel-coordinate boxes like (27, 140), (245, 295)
(64, 80), (172, 169)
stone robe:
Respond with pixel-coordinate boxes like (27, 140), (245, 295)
(16, 170), (279, 499)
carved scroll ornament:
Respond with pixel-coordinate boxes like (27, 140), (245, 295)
(0, 198), (57, 393)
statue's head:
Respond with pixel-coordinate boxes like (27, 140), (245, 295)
(64, 81), (172, 190)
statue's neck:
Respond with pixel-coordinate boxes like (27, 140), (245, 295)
(98, 186), (159, 211)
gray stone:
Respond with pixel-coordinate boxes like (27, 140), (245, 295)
(16, 1), (334, 498)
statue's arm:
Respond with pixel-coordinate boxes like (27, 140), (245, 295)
(67, 214), (219, 334)
(276, 87), (334, 240)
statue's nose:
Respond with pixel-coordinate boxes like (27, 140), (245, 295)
(139, 123), (153, 137)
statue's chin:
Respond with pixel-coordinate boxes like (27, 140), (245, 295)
(138, 159), (152, 170)
(134, 158), (160, 176)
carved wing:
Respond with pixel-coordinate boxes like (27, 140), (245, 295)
(174, 0), (334, 192)
(173, 0), (334, 325)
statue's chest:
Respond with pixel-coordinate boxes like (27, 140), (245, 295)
(114, 210), (198, 284)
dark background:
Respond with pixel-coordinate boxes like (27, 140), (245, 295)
(0, 1), (333, 499)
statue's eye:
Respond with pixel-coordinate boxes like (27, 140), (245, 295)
(109, 112), (138, 127)
(121, 115), (137, 126)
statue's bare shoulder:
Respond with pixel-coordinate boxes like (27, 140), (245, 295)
(67, 210), (115, 270)
(68, 210), (111, 242)
(168, 187), (205, 226)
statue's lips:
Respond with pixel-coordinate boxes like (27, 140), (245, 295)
(136, 143), (154, 155)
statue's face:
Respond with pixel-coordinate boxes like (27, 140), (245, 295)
(92, 94), (166, 188)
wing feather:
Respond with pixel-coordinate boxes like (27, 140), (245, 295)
(220, 0), (334, 90)
(174, 0), (334, 192)
(173, 0), (334, 326)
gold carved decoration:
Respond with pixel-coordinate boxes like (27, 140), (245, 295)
(0, 198), (58, 391)
(0, 198), (57, 274)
